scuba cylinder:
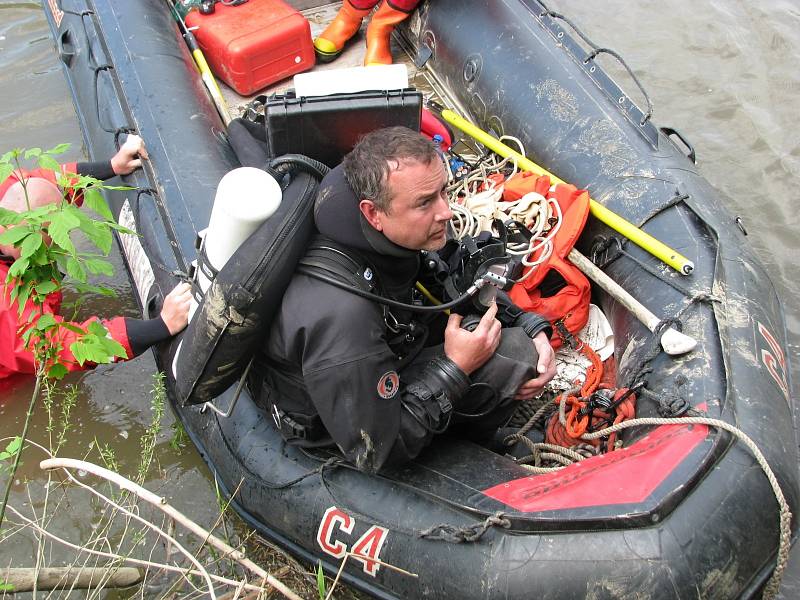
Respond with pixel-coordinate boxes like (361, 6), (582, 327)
(189, 167), (282, 321)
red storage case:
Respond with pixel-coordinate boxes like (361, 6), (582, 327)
(185, 0), (315, 96)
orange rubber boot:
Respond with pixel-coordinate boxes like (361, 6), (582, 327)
(364, 1), (416, 66)
(314, 1), (374, 63)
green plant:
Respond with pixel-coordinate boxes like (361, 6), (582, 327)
(169, 419), (189, 451)
(0, 438), (22, 474)
(316, 560), (327, 599)
(0, 144), (132, 529)
(0, 145), (134, 378)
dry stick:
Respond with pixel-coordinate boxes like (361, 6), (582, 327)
(40, 458), (303, 600)
(4, 503), (267, 594)
(45, 461), (220, 599)
(1, 567), (141, 592)
(325, 552), (418, 600)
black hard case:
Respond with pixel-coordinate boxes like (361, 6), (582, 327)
(264, 88), (422, 167)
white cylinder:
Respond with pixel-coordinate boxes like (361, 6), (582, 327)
(188, 167), (282, 322)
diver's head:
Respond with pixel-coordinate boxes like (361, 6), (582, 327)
(0, 178), (62, 259)
(345, 127), (451, 252)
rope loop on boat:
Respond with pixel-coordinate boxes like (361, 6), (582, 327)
(419, 511), (511, 544)
(538, 9), (654, 124)
(113, 127), (137, 150)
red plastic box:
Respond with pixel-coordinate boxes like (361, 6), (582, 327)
(185, 0), (315, 96)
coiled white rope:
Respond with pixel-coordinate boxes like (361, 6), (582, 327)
(446, 137), (563, 283)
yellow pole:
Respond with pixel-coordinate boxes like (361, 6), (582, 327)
(442, 109), (694, 275)
(167, 0), (232, 125)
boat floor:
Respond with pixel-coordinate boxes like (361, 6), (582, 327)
(218, 2), (457, 121)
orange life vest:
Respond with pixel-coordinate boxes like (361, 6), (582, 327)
(504, 172), (592, 349)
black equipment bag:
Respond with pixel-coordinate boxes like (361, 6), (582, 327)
(174, 166), (319, 406)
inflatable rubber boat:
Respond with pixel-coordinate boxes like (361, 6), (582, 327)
(44, 0), (798, 598)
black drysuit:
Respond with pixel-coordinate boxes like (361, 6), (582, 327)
(259, 164), (552, 473)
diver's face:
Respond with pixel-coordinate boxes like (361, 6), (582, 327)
(361, 157), (451, 251)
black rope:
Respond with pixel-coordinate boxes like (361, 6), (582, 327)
(259, 457), (342, 491)
(93, 65), (120, 134)
(113, 127), (136, 150)
(539, 10), (653, 124)
(591, 235), (697, 298)
(131, 188), (187, 279)
(418, 511), (511, 544)
(622, 317), (683, 390)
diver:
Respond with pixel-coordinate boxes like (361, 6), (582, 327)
(0, 135), (192, 379)
(259, 126), (556, 473)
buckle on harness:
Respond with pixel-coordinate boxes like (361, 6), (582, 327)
(271, 404), (309, 440)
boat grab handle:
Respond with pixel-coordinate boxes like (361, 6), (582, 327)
(660, 127), (697, 164)
(58, 29), (75, 67)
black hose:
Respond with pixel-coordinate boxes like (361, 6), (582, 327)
(297, 267), (475, 313)
(268, 154), (330, 180)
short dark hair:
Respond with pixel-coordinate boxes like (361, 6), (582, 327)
(343, 126), (439, 212)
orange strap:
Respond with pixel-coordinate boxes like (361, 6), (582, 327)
(545, 340), (637, 452)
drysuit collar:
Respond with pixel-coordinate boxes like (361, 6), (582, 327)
(314, 164), (419, 261)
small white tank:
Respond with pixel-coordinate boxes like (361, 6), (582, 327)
(189, 166), (282, 321)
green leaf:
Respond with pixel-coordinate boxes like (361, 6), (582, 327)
(84, 258), (114, 277)
(108, 222), (137, 236)
(0, 226), (31, 246)
(45, 143), (71, 155)
(84, 221), (113, 254)
(71, 282), (116, 297)
(0, 207), (22, 226)
(60, 323), (86, 334)
(65, 256), (87, 283)
(20, 232), (43, 259)
(0, 163), (14, 186)
(47, 363), (68, 379)
(316, 561), (326, 600)
(24, 148), (42, 159)
(100, 335), (127, 359)
(4, 437), (22, 456)
(71, 341), (87, 365)
(34, 312), (57, 330)
(35, 280), (58, 295)
(82, 187), (113, 221)
(1, 149), (21, 163)
(13, 282), (31, 316)
(37, 154), (62, 173)
(47, 210), (80, 255)
(8, 257), (30, 279)
(87, 320), (107, 337)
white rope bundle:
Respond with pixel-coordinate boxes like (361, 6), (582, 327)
(447, 136), (563, 283)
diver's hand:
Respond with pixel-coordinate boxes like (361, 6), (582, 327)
(514, 331), (556, 400)
(111, 134), (148, 175)
(444, 303), (501, 375)
(160, 282), (192, 335)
